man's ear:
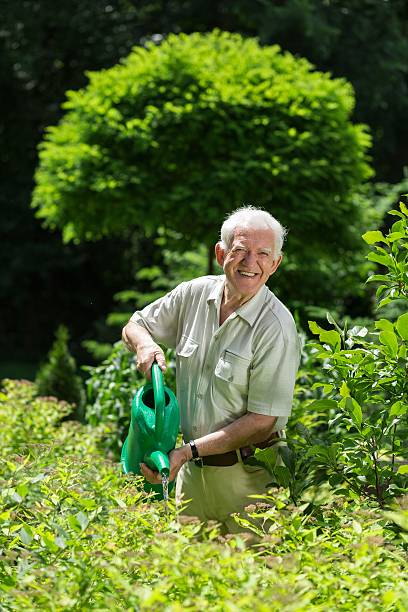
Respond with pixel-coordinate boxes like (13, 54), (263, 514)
(271, 254), (283, 275)
(274, 254), (283, 272)
(215, 242), (226, 267)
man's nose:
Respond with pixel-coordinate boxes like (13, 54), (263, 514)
(243, 251), (257, 266)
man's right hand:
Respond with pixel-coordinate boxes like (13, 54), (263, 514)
(136, 344), (166, 380)
(122, 321), (167, 380)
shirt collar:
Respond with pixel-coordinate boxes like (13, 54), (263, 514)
(207, 276), (268, 326)
(207, 275), (225, 307)
(236, 284), (268, 326)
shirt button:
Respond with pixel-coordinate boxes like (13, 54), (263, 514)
(197, 393), (203, 399)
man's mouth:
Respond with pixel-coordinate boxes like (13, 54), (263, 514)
(238, 271), (257, 277)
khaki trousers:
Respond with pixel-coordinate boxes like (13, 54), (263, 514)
(175, 455), (272, 533)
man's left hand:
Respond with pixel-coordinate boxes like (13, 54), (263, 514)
(140, 445), (191, 484)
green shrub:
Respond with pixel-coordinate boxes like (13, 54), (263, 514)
(32, 30), (371, 308)
(299, 204), (408, 506)
(35, 325), (85, 420)
(1, 380), (407, 610)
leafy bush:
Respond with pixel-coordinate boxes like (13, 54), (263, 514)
(295, 204), (408, 506)
(32, 31), (371, 302)
(35, 325), (85, 420)
(1, 380), (407, 610)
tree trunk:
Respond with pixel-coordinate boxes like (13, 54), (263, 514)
(208, 244), (214, 275)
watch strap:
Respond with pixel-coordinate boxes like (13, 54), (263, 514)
(189, 439), (199, 460)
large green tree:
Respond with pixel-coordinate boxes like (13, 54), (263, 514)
(33, 30), (371, 280)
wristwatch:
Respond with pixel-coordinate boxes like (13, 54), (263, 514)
(189, 439), (199, 461)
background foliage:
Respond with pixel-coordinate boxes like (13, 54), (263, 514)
(35, 325), (85, 420)
(2, 0), (408, 373)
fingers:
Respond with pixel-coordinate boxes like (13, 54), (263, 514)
(154, 350), (167, 373)
(136, 346), (167, 380)
(137, 357), (154, 381)
(140, 462), (162, 484)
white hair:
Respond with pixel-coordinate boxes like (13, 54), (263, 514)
(219, 206), (287, 258)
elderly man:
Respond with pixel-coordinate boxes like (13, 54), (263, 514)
(122, 206), (300, 531)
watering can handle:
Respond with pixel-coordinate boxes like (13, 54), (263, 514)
(151, 362), (166, 439)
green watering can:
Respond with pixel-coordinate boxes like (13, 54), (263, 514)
(121, 362), (180, 499)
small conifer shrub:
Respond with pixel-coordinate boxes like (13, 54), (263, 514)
(35, 325), (85, 420)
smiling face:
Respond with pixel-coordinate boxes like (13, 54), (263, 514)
(215, 226), (282, 302)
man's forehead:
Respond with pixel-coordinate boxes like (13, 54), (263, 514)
(231, 227), (275, 248)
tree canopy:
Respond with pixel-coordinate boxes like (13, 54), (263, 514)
(32, 30), (371, 262)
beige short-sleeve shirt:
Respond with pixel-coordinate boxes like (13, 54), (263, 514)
(130, 275), (300, 441)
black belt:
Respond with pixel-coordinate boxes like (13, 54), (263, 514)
(192, 431), (281, 468)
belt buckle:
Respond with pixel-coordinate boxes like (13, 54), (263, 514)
(193, 457), (203, 468)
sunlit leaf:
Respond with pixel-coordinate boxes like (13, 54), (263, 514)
(375, 319), (394, 333)
(396, 312), (408, 340)
(379, 330), (399, 358)
(362, 230), (386, 244)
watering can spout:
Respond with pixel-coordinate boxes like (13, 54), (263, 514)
(146, 449), (170, 477)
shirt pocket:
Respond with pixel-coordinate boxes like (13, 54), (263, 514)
(214, 350), (250, 387)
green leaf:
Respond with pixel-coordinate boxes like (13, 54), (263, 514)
(320, 330), (341, 351)
(396, 312), (408, 340)
(366, 274), (390, 283)
(42, 532), (58, 552)
(16, 484), (29, 500)
(375, 319), (395, 333)
(114, 496), (126, 508)
(339, 381), (350, 398)
(397, 465), (408, 475)
(345, 397), (362, 429)
(362, 230), (386, 244)
(273, 466), (291, 488)
(278, 445), (295, 476)
(326, 312), (342, 334)
(389, 401), (407, 417)
(378, 296), (393, 309)
(367, 252), (392, 266)
(308, 321), (324, 335)
(384, 510), (408, 531)
(308, 321), (341, 350)
(308, 399), (338, 411)
(387, 209), (405, 219)
(387, 231), (405, 242)
(379, 330), (399, 358)
(376, 284), (389, 299)
(76, 511), (89, 531)
(311, 382), (333, 394)
(19, 526), (33, 545)
(400, 201), (408, 216)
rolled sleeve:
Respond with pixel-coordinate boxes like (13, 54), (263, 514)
(130, 283), (186, 349)
(247, 323), (300, 417)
